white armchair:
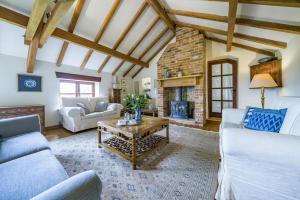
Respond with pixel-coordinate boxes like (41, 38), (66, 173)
(216, 97), (300, 200)
(59, 97), (123, 132)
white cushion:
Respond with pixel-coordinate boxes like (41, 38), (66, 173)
(101, 110), (118, 117)
(290, 113), (300, 136)
(83, 112), (104, 120)
(61, 97), (90, 109)
(280, 103), (300, 134)
(61, 97), (109, 113)
(89, 97), (108, 112)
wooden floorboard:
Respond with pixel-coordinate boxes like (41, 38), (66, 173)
(44, 128), (74, 141)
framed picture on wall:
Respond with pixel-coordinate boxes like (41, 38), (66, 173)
(121, 79), (127, 87)
(121, 88), (127, 94)
(18, 74), (42, 92)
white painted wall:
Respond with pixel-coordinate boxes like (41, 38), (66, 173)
(206, 37), (300, 109)
(0, 54), (112, 127)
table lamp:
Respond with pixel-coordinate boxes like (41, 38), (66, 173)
(250, 73), (278, 109)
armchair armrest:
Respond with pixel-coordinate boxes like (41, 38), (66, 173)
(0, 115), (40, 138)
(107, 103), (123, 111)
(222, 128), (300, 167)
(222, 108), (245, 125)
(31, 170), (101, 200)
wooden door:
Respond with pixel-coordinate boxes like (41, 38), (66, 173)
(208, 59), (238, 118)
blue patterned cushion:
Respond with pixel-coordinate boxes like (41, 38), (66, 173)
(244, 108), (287, 133)
(243, 106), (257, 126)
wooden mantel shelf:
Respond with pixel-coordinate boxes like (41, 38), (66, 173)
(158, 74), (203, 88)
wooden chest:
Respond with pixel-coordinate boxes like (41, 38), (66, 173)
(0, 105), (45, 132)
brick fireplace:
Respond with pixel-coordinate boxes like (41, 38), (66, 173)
(157, 27), (206, 127)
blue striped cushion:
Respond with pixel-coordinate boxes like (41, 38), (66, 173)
(244, 108), (287, 133)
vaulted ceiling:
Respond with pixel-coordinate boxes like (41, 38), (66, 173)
(0, 0), (299, 78)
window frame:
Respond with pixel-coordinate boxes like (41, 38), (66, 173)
(59, 80), (95, 97)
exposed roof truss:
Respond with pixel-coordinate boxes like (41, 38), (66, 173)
(0, 0), (299, 76)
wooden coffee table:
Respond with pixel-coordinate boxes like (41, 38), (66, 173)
(97, 116), (169, 170)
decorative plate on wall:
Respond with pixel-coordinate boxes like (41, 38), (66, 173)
(18, 74), (42, 92)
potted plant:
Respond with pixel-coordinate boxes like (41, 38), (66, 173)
(123, 94), (149, 122)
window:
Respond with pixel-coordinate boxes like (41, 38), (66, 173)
(60, 80), (95, 97)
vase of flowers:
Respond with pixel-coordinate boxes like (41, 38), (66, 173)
(123, 94), (149, 122)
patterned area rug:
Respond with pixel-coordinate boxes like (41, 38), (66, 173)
(50, 125), (219, 200)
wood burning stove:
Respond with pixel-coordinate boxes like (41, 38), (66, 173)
(170, 87), (189, 119)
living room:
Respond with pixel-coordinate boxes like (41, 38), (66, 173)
(0, 0), (300, 200)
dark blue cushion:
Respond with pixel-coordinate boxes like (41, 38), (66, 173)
(244, 107), (287, 133)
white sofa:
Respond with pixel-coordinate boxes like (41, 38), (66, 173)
(59, 97), (123, 132)
(216, 97), (300, 200)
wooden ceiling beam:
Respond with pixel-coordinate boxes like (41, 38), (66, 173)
(207, 36), (274, 56)
(56, 0), (85, 66)
(227, 0), (238, 51)
(166, 9), (228, 23)
(97, 1), (148, 73)
(53, 28), (149, 67)
(39, 0), (76, 47)
(80, 0), (121, 70)
(27, 21), (44, 73)
(236, 18), (300, 35)
(169, 9), (300, 36)
(176, 21), (287, 48)
(207, 0), (300, 8)
(145, 0), (176, 32)
(112, 16), (160, 76)
(123, 27), (169, 77)
(0, 6), (149, 67)
(176, 21), (227, 35)
(0, 6), (28, 27)
(25, 0), (51, 42)
(233, 32), (287, 48)
(132, 35), (175, 78)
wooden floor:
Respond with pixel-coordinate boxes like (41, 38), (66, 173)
(44, 128), (73, 141)
(202, 119), (221, 132)
(45, 120), (220, 141)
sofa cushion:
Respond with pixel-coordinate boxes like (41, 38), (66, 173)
(0, 150), (68, 200)
(244, 108), (287, 133)
(89, 97), (108, 112)
(76, 102), (91, 115)
(290, 113), (300, 136)
(102, 110), (118, 117)
(83, 110), (118, 120)
(0, 115), (41, 139)
(61, 97), (90, 108)
(83, 112), (104, 120)
(221, 122), (243, 129)
(242, 106), (253, 126)
(0, 132), (50, 164)
(95, 101), (108, 112)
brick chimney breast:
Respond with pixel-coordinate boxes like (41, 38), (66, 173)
(157, 26), (206, 127)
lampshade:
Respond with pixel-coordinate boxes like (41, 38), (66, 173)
(250, 73), (278, 88)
